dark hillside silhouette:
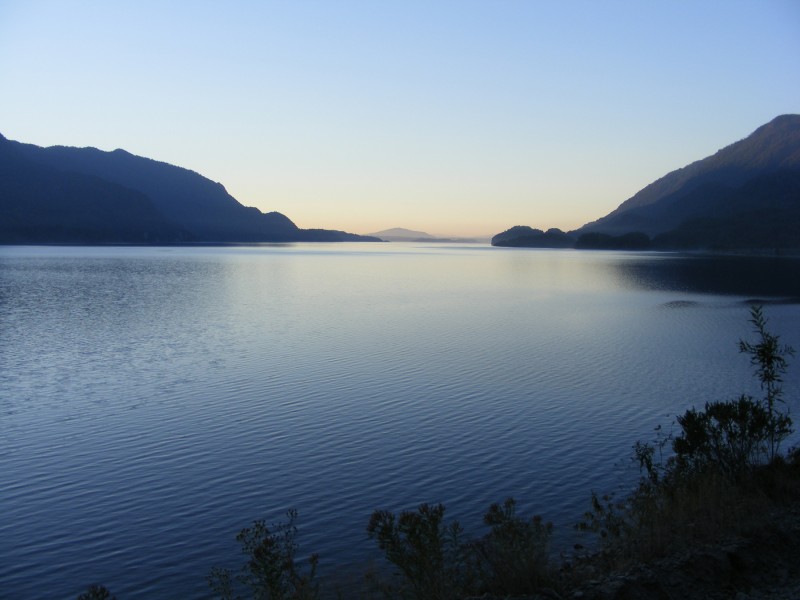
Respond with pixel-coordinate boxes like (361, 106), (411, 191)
(578, 114), (800, 238)
(0, 134), (188, 243)
(0, 133), (378, 244)
(493, 115), (800, 250)
(651, 170), (800, 250)
(10, 138), (299, 242)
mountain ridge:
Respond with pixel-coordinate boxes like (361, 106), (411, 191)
(0, 135), (378, 244)
(576, 114), (800, 238)
(493, 114), (800, 251)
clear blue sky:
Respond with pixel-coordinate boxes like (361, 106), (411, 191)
(2, 1), (799, 236)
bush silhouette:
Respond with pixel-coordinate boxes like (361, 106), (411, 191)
(367, 503), (472, 600)
(208, 509), (319, 600)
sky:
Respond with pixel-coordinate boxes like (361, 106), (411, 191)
(1, 1), (799, 237)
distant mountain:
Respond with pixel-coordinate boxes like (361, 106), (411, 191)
(368, 227), (488, 243)
(368, 227), (435, 241)
(0, 133), (378, 244)
(493, 115), (800, 251)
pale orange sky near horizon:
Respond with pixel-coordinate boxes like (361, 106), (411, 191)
(1, 1), (799, 237)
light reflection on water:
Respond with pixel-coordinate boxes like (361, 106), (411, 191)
(1, 244), (799, 599)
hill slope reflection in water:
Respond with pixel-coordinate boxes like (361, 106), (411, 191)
(1, 244), (799, 598)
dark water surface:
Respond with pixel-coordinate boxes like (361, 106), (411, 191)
(2, 244), (799, 598)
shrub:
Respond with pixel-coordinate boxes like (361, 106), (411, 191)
(475, 497), (553, 594)
(367, 499), (557, 599)
(671, 395), (773, 480)
(366, 503), (473, 600)
(77, 585), (116, 600)
(208, 509), (319, 600)
(669, 305), (794, 478)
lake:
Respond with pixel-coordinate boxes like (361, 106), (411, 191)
(2, 243), (799, 599)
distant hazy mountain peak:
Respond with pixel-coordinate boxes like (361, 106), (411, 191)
(368, 227), (434, 239)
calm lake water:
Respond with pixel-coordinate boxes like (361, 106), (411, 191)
(2, 243), (800, 599)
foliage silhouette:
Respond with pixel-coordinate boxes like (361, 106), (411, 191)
(739, 304), (795, 460)
(77, 585), (116, 600)
(666, 305), (795, 479)
(474, 497), (553, 594)
(208, 509), (319, 600)
(365, 498), (557, 599)
(671, 395), (774, 480)
(366, 503), (472, 600)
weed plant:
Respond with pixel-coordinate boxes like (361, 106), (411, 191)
(739, 305), (795, 460)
